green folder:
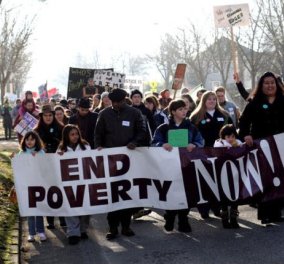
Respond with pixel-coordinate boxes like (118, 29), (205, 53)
(168, 129), (188, 147)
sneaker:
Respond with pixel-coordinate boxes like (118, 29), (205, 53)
(121, 228), (135, 237)
(38, 233), (47, 241)
(133, 209), (152, 219)
(27, 235), (35, 242)
(68, 236), (80, 245)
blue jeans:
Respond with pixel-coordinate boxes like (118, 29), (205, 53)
(28, 216), (44, 235)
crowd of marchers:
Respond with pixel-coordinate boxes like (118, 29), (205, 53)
(4, 71), (284, 245)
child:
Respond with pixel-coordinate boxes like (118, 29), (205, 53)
(152, 99), (204, 233)
(214, 124), (242, 228)
(18, 131), (47, 242)
(57, 124), (91, 245)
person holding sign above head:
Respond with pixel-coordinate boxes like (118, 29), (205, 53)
(152, 99), (204, 233)
(190, 91), (233, 219)
(94, 88), (147, 240)
(239, 71), (284, 225)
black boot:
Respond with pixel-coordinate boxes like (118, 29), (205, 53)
(230, 209), (240, 228)
(178, 217), (192, 233)
(221, 210), (231, 229)
(164, 213), (175, 231)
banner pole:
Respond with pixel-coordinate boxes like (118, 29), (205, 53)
(230, 26), (239, 75)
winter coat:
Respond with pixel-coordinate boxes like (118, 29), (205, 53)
(94, 104), (147, 148)
(152, 118), (204, 147)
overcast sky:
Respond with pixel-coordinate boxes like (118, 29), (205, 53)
(4, 0), (255, 96)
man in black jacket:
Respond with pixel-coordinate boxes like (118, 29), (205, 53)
(94, 88), (147, 239)
(69, 98), (98, 149)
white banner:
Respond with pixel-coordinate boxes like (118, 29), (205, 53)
(213, 4), (250, 28)
(12, 147), (187, 216)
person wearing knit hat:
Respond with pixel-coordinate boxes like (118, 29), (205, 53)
(130, 89), (143, 99)
(69, 97), (98, 149)
(94, 87), (147, 240)
(129, 88), (155, 144)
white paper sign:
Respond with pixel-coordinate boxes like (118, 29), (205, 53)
(213, 4), (250, 28)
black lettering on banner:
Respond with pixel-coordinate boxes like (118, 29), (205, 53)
(153, 180), (172, 201)
(60, 159), (79, 181)
(47, 186), (63, 209)
(133, 178), (152, 199)
(108, 154), (130, 177)
(88, 183), (108, 205)
(82, 156), (105, 179)
(111, 180), (132, 203)
(28, 186), (46, 207)
(64, 185), (85, 207)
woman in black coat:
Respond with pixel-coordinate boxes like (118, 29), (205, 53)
(34, 104), (66, 229)
(239, 71), (284, 224)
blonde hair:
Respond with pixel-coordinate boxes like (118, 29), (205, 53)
(190, 91), (229, 125)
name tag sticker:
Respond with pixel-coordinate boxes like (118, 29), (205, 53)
(217, 117), (224, 121)
(122, 121), (130, 126)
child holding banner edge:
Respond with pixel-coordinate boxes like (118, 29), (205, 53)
(17, 131), (47, 242)
(152, 99), (204, 232)
(57, 124), (91, 245)
(214, 124), (243, 228)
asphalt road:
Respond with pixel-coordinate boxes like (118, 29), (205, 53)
(22, 206), (284, 264)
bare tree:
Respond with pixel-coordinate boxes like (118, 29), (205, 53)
(236, 6), (270, 89)
(206, 34), (232, 88)
(257, 0), (284, 76)
(110, 52), (148, 76)
(0, 7), (33, 103)
(177, 23), (211, 87)
(147, 33), (181, 88)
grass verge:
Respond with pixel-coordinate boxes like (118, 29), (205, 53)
(0, 151), (19, 263)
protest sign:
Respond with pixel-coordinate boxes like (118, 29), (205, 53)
(124, 76), (143, 94)
(14, 112), (38, 136)
(67, 67), (95, 99)
(12, 133), (284, 217)
(172, 63), (187, 91)
(213, 4), (250, 28)
(213, 4), (250, 74)
(93, 70), (125, 88)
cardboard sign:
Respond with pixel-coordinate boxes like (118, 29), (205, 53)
(172, 64), (187, 90)
(168, 129), (188, 147)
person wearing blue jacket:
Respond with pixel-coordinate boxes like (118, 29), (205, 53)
(152, 99), (204, 232)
